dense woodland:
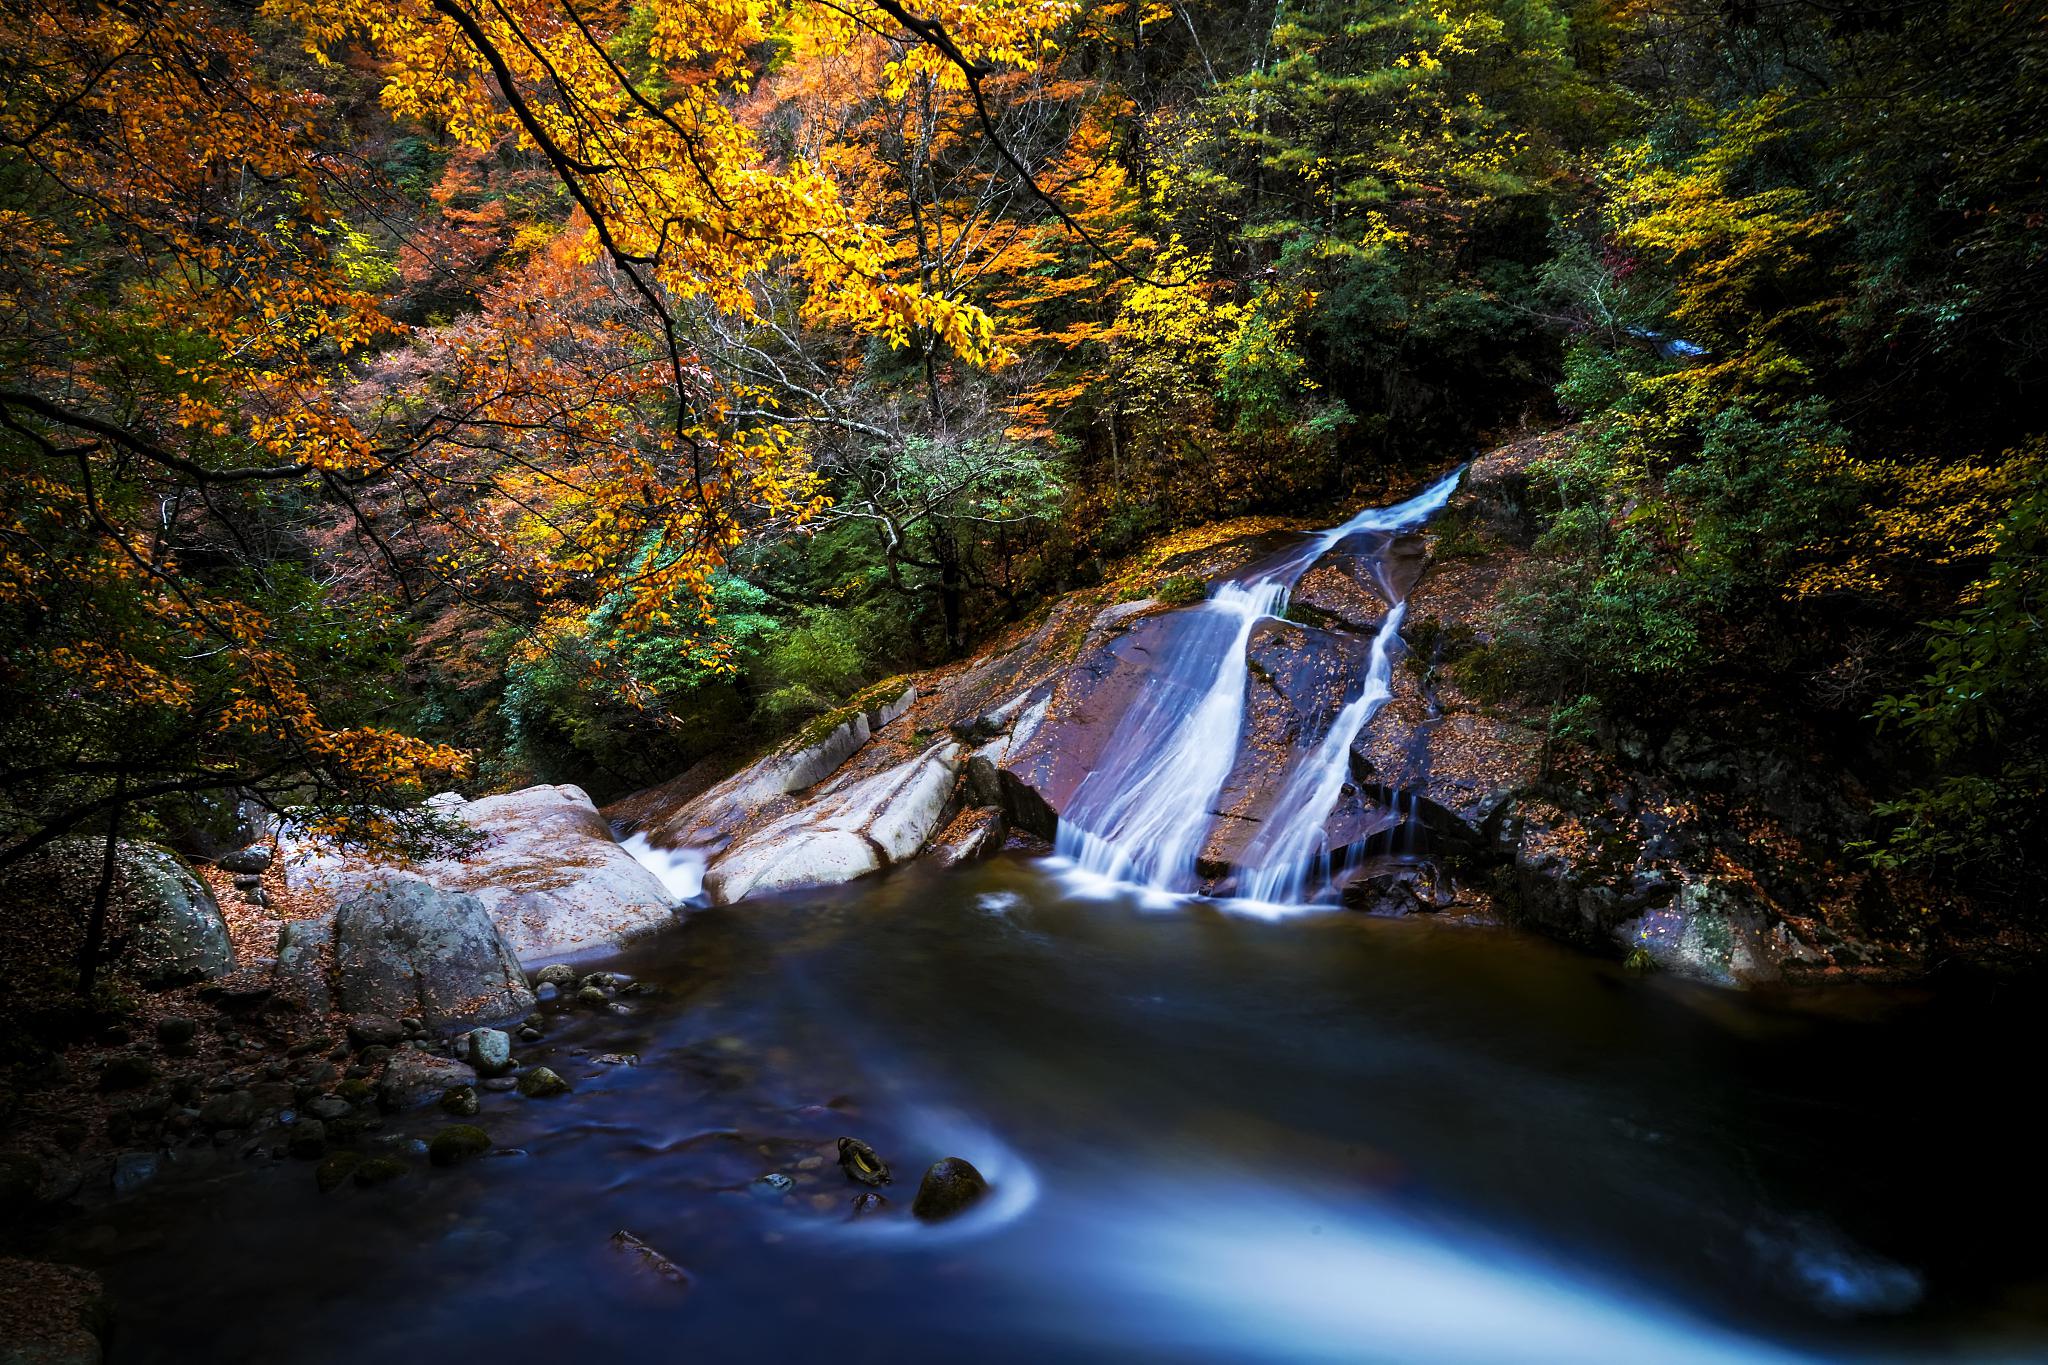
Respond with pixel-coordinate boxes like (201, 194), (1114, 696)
(3, 0), (2045, 935)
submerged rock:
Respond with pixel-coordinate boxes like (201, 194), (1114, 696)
(611, 1229), (691, 1288)
(751, 1172), (794, 1200)
(428, 1124), (492, 1167)
(848, 1191), (890, 1220)
(911, 1157), (988, 1221)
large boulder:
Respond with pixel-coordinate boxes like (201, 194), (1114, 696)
(282, 785), (676, 962)
(109, 841), (235, 985)
(0, 838), (233, 988)
(330, 877), (534, 1030)
(418, 785), (675, 961)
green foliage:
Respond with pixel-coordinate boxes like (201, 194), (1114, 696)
(1505, 354), (1850, 702)
(755, 609), (871, 723)
(1866, 483), (2048, 884)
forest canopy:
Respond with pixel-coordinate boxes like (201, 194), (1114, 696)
(3, 0), (2045, 908)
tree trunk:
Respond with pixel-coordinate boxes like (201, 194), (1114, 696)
(79, 772), (126, 998)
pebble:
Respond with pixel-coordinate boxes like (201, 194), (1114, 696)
(751, 1173), (794, 1200)
(306, 1095), (352, 1121)
(481, 1077), (518, 1093)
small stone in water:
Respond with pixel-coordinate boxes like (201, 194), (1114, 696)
(428, 1124), (492, 1167)
(592, 1053), (638, 1067)
(440, 1085), (479, 1117)
(751, 1173), (794, 1200)
(463, 1027), (512, 1076)
(306, 1094), (351, 1121)
(111, 1152), (160, 1196)
(849, 1191), (890, 1220)
(481, 1077), (517, 1093)
(516, 1066), (569, 1099)
(518, 1027), (543, 1042)
(837, 1136), (891, 1187)
(530, 964), (577, 991)
(574, 986), (609, 1008)
(315, 1152), (361, 1193)
(911, 1157), (989, 1221)
(351, 1156), (408, 1188)
(534, 983), (559, 1003)
(287, 1122), (327, 1160)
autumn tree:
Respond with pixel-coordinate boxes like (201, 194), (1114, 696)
(0, 0), (1078, 986)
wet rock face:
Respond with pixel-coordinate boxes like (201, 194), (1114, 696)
(1199, 619), (1376, 879)
(911, 1157), (989, 1221)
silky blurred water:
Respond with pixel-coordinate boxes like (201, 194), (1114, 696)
(65, 857), (2048, 1363)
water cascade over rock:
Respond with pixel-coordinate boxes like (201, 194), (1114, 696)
(1052, 470), (1462, 901)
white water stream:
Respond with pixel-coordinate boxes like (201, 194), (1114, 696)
(1236, 600), (1408, 903)
(1054, 469), (1461, 903)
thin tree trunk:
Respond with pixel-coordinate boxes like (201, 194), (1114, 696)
(80, 772), (126, 998)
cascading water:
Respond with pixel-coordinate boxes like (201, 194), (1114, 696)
(1234, 601), (1407, 905)
(1053, 468), (1462, 900)
(1055, 579), (1288, 891)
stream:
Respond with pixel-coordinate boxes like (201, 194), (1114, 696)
(59, 857), (2048, 1362)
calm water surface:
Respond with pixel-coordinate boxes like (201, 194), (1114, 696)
(63, 857), (2048, 1362)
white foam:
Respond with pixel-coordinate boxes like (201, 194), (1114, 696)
(619, 832), (706, 903)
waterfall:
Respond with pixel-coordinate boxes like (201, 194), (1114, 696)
(1235, 601), (1406, 905)
(1056, 580), (1288, 892)
(1053, 468), (1462, 900)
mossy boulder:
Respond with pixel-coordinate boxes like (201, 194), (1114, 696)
(516, 1066), (569, 1099)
